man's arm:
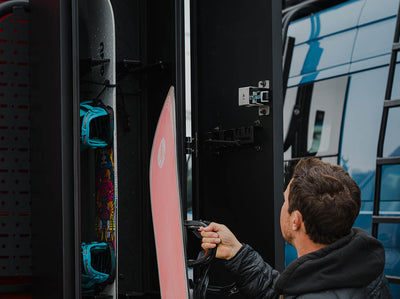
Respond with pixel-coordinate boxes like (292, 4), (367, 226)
(200, 223), (280, 298)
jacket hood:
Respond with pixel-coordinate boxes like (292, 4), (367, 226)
(275, 228), (385, 295)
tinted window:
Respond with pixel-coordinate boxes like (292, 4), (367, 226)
(340, 67), (387, 207)
(383, 106), (400, 157)
(283, 76), (348, 161)
(380, 164), (400, 211)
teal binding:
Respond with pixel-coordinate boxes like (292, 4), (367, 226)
(81, 242), (116, 293)
(80, 101), (114, 149)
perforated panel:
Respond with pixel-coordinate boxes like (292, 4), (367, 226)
(0, 5), (31, 279)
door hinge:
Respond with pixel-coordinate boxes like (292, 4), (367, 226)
(185, 132), (198, 157)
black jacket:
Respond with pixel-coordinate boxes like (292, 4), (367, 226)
(224, 228), (392, 298)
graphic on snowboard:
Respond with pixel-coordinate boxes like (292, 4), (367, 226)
(149, 87), (189, 299)
(95, 148), (116, 248)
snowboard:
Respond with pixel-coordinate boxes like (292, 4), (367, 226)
(149, 87), (189, 299)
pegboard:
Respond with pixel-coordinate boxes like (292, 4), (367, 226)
(0, 4), (31, 279)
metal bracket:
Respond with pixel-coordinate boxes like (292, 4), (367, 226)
(238, 80), (271, 116)
(80, 58), (111, 78)
(205, 122), (262, 153)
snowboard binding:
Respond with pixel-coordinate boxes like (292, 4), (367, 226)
(81, 242), (116, 294)
(80, 100), (114, 149)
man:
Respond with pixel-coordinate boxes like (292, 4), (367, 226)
(200, 158), (391, 298)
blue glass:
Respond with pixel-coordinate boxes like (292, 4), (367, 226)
(389, 284), (400, 298)
(340, 67), (387, 206)
(287, 0), (363, 45)
(379, 222), (400, 296)
(353, 211), (372, 233)
(378, 223), (400, 276)
(380, 165), (400, 208)
(291, 29), (356, 80)
(391, 62), (400, 99)
(383, 107), (400, 157)
(284, 243), (297, 267)
(358, 0), (399, 26)
(352, 18), (395, 63)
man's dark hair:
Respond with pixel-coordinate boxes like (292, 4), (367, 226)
(288, 158), (361, 244)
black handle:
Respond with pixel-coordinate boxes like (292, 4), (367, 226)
(184, 220), (217, 267)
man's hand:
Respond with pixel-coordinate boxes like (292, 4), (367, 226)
(199, 222), (243, 260)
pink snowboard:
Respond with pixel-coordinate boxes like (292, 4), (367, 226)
(149, 87), (189, 299)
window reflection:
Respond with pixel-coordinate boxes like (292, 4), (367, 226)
(309, 110), (325, 154)
(378, 223), (400, 278)
(383, 107), (400, 158)
(283, 76), (347, 161)
(380, 164), (400, 213)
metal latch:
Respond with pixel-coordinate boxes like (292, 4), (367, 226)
(238, 80), (271, 116)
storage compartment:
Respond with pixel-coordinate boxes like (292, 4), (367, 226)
(78, 0), (117, 297)
(27, 0), (282, 298)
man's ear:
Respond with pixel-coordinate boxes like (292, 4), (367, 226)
(291, 211), (303, 231)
